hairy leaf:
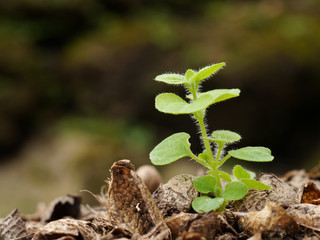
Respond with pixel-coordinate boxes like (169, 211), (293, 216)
(190, 63), (225, 84)
(207, 130), (241, 144)
(218, 171), (232, 182)
(233, 165), (251, 180)
(192, 196), (224, 213)
(155, 74), (186, 85)
(193, 176), (217, 193)
(240, 178), (271, 190)
(185, 69), (196, 81)
(196, 89), (240, 103)
(155, 93), (213, 114)
(222, 181), (248, 200)
(150, 132), (193, 165)
(228, 147), (274, 162)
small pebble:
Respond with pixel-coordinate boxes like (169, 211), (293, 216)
(136, 165), (162, 193)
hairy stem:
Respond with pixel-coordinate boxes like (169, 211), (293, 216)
(218, 154), (232, 167)
(194, 113), (222, 188)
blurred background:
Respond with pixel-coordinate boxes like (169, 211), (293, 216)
(0, 0), (319, 217)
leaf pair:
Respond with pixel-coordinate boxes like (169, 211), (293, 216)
(193, 175), (249, 201)
(192, 176), (249, 213)
(155, 89), (240, 115)
(155, 62), (225, 86)
(192, 165), (270, 213)
(149, 132), (274, 166)
(233, 165), (271, 190)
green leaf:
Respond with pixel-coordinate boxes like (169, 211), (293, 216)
(222, 181), (248, 200)
(186, 88), (240, 103)
(190, 63), (225, 84)
(207, 130), (241, 144)
(192, 196), (224, 213)
(185, 69), (196, 81)
(214, 187), (223, 197)
(155, 74), (186, 85)
(193, 176), (216, 193)
(197, 89), (240, 103)
(155, 93), (213, 115)
(150, 132), (193, 165)
(240, 178), (271, 190)
(218, 171), (232, 182)
(199, 150), (210, 162)
(233, 165), (251, 180)
(228, 147), (274, 162)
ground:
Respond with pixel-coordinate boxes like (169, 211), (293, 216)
(1, 160), (320, 240)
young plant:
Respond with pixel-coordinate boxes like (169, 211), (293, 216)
(149, 63), (274, 213)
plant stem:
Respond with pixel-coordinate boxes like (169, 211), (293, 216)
(215, 143), (224, 162)
(196, 114), (214, 163)
(189, 152), (211, 168)
(218, 154), (232, 167)
(189, 86), (222, 188)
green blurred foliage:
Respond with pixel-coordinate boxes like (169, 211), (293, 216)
(0, 0), (319, 215)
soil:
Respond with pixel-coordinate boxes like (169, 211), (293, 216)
(1, 160), (320, 240)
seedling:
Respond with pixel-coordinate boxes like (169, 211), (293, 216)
(149, 63), (274, 213)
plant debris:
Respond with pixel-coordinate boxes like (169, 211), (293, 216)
(152, 174), (198, 218)
(1, 160), (320, 239)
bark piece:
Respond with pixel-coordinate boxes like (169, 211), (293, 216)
(107, 159), (170, 238)
(32, 219), (97, 240)
(286, 204), (320, 231)
(152, 174), (198, 217)
(240, 201), (299, 238)
(0, 209), (27, 240)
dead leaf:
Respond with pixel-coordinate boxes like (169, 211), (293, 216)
(42, 195), (81, 222)
(259, 173), (300, 207)
(107, 159), (170, 239)
(232, 173), (300, 212)
(301, 181), (320, 205)
(165, 212), (199, 239)
(242, 201), (299, 237)
(165, 211), (225, 240)
(32, 218), (97, 240)
(287, 204), (320, 231)
(0, 209), (28, 240)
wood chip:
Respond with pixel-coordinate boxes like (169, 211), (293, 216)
(107, 159), (170, 238)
